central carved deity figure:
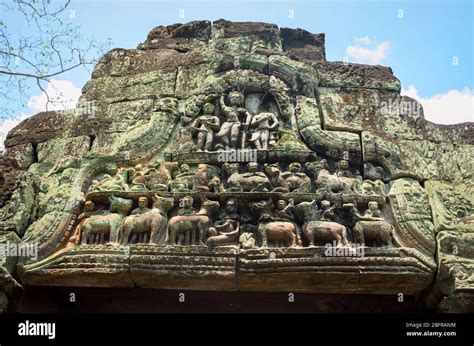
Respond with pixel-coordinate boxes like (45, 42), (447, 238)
(216, 91), (252, 150)
(176, 90), (281, 152)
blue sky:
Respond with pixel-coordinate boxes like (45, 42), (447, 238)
(60, 0), (473, 96)
(0, 0), (473, 147)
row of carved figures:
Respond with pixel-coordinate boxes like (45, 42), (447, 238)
(69, 194), (395, 249)
(88, 159), (386, 197)
(176, 91), (280, 152)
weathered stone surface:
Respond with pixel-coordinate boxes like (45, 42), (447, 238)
(319, 87), (473, 145)
(316, 61), (401, 91)
(280, 27), (325, 61)
(138, 20), (211, 50)
(37, 136), (90, 164)
(0, 232), (22, 303)
(92, 46), (213, 78)
(212, 19), (281, 51)
(388, 178), (436, 257)
(425, 180), (474, 312)
(296, 96), (361, 165)
(81, 70), (176, 102)
(4, 111), (69, 148)
(0, 172), (36, 235)
(362, 132), (473, 181)
(0, 20), (472, 313)
(269, 55), (318, 97)
(130, 245), (237, 290)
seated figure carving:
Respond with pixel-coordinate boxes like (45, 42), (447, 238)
(208, 176), (224, 193)
(314, 160), (361, 194)
(89, 169), (129, 192)
(336, 159), (358, 178)
(136, 161), (177, 191)
(223, 163), (242, 192)
(281, 162), (311, 193)
(227, 162), (270, 192)
(207, 199), (240, 247)
(129, 164), (148, 191)
(170, 164), (194, 192)
(263, 163), (290, 192)
(360, 179), (386, 197)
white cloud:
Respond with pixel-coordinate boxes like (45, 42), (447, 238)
(401, 85), (474, 124)
(354, 36), (371, 45)
(346, 40), (390, 65)
(27, 79), (81, 113)
(1, 79), (81, 151)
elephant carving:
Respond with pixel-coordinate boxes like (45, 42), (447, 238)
(303, 221), (348, 247)
(353, 221), (394, 246)
(258, 221), (301, 248)
(344, 202), (394, 247)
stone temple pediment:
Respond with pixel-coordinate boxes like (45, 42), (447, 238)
(0, 20), (472, 312)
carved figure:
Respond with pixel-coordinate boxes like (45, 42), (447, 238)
(273, 199), (295, 221)
(216, 91), (251, 149)
(167, 197), (220, 246)
(80, 196), (133, 245)
(193, 103), (220, 151)
(192, 163), (210, 192)
(131, 196), (151, 215)
(89, 170), (129, 192)
(320, 200), (336, 221)
(228, 162), (270, 192)
(248, 111), (279, 150)
(336, 159), (356, 178)
(147, 161), (178, 191)
(207, 199), (240, 247)
(258, 221), (301, 248)
(120, 195), (174, 245)
(301, 200), (348, 247)
(281, 162), (311, 192)
(170, 164), (194, 192)
(208, 176), (224, 193)
(239, 232), (256, 249)
(263, 163), (289, 192)
(129, 164), (148, 191)
(344, 202), (394, 246)
(360, 179), (385, 197)
(316, 168), (361, 193)
(68, 200), (95, 246)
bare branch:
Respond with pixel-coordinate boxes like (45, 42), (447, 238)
(0, 0), (111, 119)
